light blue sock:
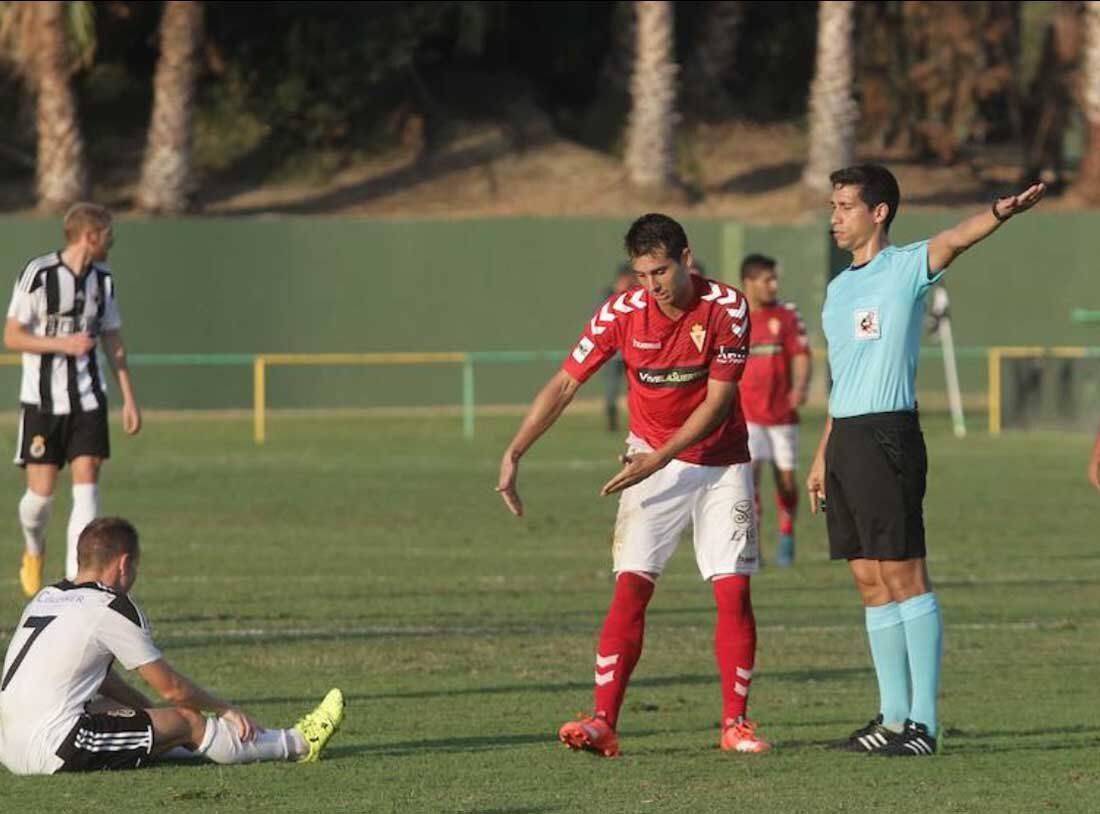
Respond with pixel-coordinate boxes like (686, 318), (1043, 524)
(864, 602), (910, 728)
(899, 592), (943, 736)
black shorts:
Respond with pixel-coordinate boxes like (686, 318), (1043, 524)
(825, 411), (928, 561)
(54, 708), (155, 773)
(14, 403), (110, 469)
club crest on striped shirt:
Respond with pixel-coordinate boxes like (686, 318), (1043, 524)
(690, 323), (706, 352)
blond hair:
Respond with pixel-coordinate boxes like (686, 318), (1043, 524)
(63, 203), (113, 244)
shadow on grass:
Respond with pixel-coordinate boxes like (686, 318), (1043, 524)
(940, 723), (1100, 755)
(237, 666), (868, 707)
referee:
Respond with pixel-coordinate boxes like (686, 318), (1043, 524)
(807, 165), (1044, 756)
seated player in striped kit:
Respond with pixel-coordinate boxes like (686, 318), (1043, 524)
(4, 203), (143, 596)
(808, 165), (1045, 756)
(0, 517), (344, 775)
(497, 214), (769, 756)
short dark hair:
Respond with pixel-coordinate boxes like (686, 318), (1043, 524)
(77, 517), (140, 571)
(829, 164), (900, 231)
(740, 253), (777, 281)
(624, 213), (688, 262)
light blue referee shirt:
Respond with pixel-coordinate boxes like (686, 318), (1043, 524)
(823, 240), (945, 418)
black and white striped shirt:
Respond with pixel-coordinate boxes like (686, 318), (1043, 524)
(0, 581), (161, 775)
(6, 252), (122, 415)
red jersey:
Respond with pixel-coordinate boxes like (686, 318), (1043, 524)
(561, 275), (751, 466)
(740, 301), (810, 426)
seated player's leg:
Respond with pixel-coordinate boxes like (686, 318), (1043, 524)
(691, 462), (770, 752)
(53, 708), (159, 772)
(768, 424), (800, 567)
(559, 452), (696, 757)
(152, 688), (345, 766)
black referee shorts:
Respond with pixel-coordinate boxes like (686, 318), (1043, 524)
(54, 708), (155, 772)
(14, 403), (110, 469)
(825, 411), (928, 561)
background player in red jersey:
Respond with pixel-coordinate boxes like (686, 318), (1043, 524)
(496, 214), (770, 757)
(1090, 420), (1100, 494)
(738, 254), (812, 567)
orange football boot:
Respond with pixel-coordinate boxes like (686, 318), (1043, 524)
(720, 716), (772, 753)
(558, 714), (620, 757)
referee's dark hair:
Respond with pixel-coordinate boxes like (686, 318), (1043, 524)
(829, 164), (901, 232)
(77, 517), (140, 570)
(740, 253), (777, 281)
(625, 213), (688, 263)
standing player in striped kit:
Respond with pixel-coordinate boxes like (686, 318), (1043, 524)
(4, 203), (142, 595)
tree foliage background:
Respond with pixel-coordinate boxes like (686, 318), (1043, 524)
(0, 1), (1091, 202)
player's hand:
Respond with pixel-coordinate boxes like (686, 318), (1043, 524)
(222, 707), (264, 742)
(122, 400), (142, 435)
(994, 182), (1046, 220)
(601, 451), (668, 497)
(788, 388), (808, 410)
(60, 332), (96, 357)
(806, 454), (826, 515)
(496, 451), (524, 517)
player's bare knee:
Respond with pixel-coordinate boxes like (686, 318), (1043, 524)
(880, 559), (928, 601)
(70, 456), (102, 484)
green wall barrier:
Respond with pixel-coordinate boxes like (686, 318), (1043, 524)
(0, 211), (1095, 410)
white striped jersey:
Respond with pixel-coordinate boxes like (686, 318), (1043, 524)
(6, 252), (123, 414)
(0, 581), (161, 775)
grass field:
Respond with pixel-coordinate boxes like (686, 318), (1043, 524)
(0, 409), (1097, 813)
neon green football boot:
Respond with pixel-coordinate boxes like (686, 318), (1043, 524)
(294, 688), (345, 763)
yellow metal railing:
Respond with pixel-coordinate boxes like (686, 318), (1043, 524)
(251, 352), (468, 443)
(986, 346), (1094, 436)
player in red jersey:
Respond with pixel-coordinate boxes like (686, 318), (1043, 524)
(496, 214), (770, 757)
(738, 254), (812, 567)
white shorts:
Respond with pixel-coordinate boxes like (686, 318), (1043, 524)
(747, 423), (799, 471)
(612, 437), (759, 580)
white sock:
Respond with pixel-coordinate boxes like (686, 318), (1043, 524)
(66, 484), (98, 580)
(18, 490), (53, 557)
(195, 717), (301, 764)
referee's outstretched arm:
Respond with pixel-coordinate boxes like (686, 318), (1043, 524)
(927, 182), (1046, 274)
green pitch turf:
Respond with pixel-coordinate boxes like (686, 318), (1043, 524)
(0, 410), (1097, 812)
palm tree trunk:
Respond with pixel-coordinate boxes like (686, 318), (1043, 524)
(801, 0), (857, 195)
(624, 1), (678, 192)
(137, 1), (204, 214)
(1076, 1), (1100, 203)
(32, 1), (88, 213)
(683, 1), (744, 119)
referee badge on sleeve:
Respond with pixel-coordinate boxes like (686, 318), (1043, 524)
(854, 307), (881, 341)
(29, 435), (46, 459)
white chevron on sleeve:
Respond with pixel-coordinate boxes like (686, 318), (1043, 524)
(612, 293), (633, 313)
(727, 299), (747, 319)
(701, 282), (722, 301)
(716, 288), (740, 306)
(590, 317), (607, 335)
(595, 653), (620, 668)
(599, 303), (615, 324)
(629, 289), (646, 309)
